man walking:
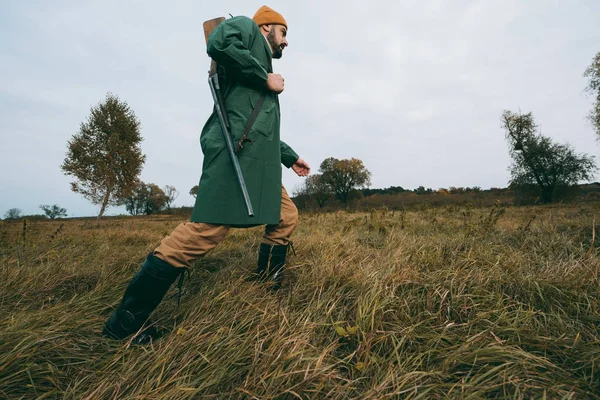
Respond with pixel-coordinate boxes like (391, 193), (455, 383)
(102, 5), (310, 343)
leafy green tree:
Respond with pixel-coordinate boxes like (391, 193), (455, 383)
(39, 204), (67, 219)
(61, 93), (146, 217)
(584, 51), (600, 142)
(303, 174), (332, 208)
(414, 186), (433, 195)
(189, 185), (199, 199)
(146, 184), (168, 214)
(502, 110), (597, 203)
(319, 157), (371, 206)
(4, 208), (21, 220)
(362, 186), (405, 196)
(124, 182), (168, 215)
(124, 183), (145, 216)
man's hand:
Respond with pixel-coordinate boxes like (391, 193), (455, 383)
(292, 158), (310, 177)
(266, 73), (285, 94)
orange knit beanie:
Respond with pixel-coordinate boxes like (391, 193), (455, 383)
(252, 5), (287, 28)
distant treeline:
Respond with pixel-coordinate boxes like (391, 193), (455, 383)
(359, 185), (489, 197)
(293, 182), (600, 211)
(6, 183), (598, 223)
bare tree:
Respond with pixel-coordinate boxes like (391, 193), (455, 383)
(163, 185), (179, 210)
(584, 51), (600, 142)
(4, 208), (22, 220)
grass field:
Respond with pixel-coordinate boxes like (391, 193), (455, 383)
(1, 203), (600, 399)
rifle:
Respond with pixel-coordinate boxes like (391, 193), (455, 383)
(203, 17), (254, 217)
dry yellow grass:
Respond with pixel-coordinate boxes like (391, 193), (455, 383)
(1, 203), (599, 399)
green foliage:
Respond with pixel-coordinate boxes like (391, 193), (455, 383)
(502, 110), (597, 203)
(414, 185), (433, 195)
(300, 174), (333, 208)
(448, 186), (481, 194)
(3, 208), (21, 220)
(39, 204), (67, 219)
(319, 157), (372, 205)
(159, 206), (194, 217)
(189, 185), (199, 199)
(362, 185), (406, 196)
(296, 184), (600, 212)
(20, 214), (49, 221)
(61, 93), (146, 217)
(584, 51), (600, 141)
(123, 182), (168, 215)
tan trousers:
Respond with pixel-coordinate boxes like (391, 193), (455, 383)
(154, 186), (298, 268)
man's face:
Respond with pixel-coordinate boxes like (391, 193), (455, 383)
(267, 24), (288, 59)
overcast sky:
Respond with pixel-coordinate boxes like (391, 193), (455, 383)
(1, 0), (599, 218)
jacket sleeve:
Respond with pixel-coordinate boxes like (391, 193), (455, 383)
(280, 141), (299, 168)
(207, 17), (269, 89)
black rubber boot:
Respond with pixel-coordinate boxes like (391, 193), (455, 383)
(255, 243), (272, 279)
(254, 243), (289, 290)
(102, 252), (182, 343)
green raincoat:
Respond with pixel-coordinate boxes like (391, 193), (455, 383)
(190, 16), (299, 226)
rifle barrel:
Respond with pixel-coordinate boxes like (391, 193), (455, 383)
(208, 74), (254, 217)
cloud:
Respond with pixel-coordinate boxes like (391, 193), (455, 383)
(1, 0), (599, 216)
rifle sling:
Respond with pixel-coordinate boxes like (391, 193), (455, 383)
(236, 94), (266, 153)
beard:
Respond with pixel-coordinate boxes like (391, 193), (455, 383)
(267, 29), (284, 59)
